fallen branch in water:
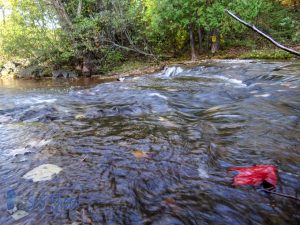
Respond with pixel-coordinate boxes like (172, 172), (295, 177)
(258, 189), (300, 201)
(225, 9), (300, 57)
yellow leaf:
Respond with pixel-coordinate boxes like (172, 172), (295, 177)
(75, 114), (85, 119)
(211, 36), (217, 43)
(132, 150), (149, 159)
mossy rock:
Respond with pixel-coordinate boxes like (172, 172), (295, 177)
(18, 65), (44, 79)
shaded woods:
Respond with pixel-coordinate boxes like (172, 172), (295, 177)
(0, 0), (299, 77)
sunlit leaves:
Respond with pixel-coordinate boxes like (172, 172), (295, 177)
(0, 0), (62, 61)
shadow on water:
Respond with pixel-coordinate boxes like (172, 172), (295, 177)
(0, 60), (300, 224)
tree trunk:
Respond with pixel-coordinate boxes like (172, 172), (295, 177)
(206, 30), (211, 51)
(189, 24), (197, 61)
(0, 5), (4, 24)
(49, 0), (73, 31)
(2, 8), (5, 24)
(292, 0), (299, 12)
(198, 27), (203, 54)
(211, 29), (220, 54)
(77, 0), (82, 17)
(82, 56), (92, 77)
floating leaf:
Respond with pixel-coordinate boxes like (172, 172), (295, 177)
(11, 210), (29, 221)
(161, 198), (176, 207)
(132, 150), (149, 159)
(80, 155), (88, 162)
(23, 164), (63, 182)
(228, 164), (277, 188)
(75, 114), (85, 119)
(26, 139), (51, 148)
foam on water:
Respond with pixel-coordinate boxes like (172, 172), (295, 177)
(148, 93), (168, 100)
(213, 75), (246, 87)
(159, 66), (184, 78)
(254, 93), (271, 98)
(198, 166), (209, 178)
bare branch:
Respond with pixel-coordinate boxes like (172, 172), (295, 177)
(77, 0), (82, 17)
(47, 0), (73, 31)
(104, 40), (155, 57)
(225, 9), (300, 57)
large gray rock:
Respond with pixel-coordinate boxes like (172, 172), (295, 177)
(18, 65), (44, 79)
(0, 61), (22, 78)
(52, 70), (78, 79)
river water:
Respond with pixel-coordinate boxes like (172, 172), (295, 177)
(0, 60), (299, 225)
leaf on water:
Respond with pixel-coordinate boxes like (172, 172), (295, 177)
(228, 164), (277, 188)
(132, 150), (149, 159)
(11, 210), (29, 221)
(22, 164), (63, 182)
(161, 198), (176, 207)
(158, 117), (178, 127)
(80, 155), (88, 162)
(81, 208), (93, 224)
(158, 117), (166, 121)
(75, 114), (85, 119)
(26, 139), (51, 148)
(132, 150), (158, 159)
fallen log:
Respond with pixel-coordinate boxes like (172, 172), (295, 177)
(225, 9), (300, 57)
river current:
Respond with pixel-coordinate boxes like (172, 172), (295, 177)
(0, 60), (299, 224)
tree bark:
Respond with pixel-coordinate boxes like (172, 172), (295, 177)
(198, 27), (203, 54)
(77, 0), (82, 17)
(0, 5), (4, 24)
(48, 0), (73, 31)
(225, 9), (300, 57)
(189, 24), (197, 61)
(211, 29), (220, 53)
(206, 30), (211, 51)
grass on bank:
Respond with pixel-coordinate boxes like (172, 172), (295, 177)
(239, 49), (294, 59)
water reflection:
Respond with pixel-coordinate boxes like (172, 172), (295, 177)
(0, 60), (299, 224)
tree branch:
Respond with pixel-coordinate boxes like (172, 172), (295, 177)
(104, 40), (155, 57)
(48, 0), (73, 31)
(225, 9), (300, 57)
(77, 0), (82, 17)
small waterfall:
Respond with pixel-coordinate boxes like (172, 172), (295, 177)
(160, 66), (184, 77)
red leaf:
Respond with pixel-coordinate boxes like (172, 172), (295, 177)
(228, 164), (277, 187)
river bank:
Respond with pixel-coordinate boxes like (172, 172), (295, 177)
(1, 47), (299, 82)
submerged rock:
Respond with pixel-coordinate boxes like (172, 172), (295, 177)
(0, 115), (12, 123)
(22, 164), (63, 182)
(151, 215), (185, 225)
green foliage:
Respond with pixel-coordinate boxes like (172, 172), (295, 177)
(0, 0), (299, 73)
(0, 0), (72, 65)
(240, 49), (294, 59)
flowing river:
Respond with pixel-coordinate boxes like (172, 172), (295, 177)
(0, 60), (299, 225)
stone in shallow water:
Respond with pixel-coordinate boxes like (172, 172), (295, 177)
(22, 164), (62, 182)
(151, 215), (185, 225)
(0, 115), (12, 123)
(11, 210), (29, 221)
